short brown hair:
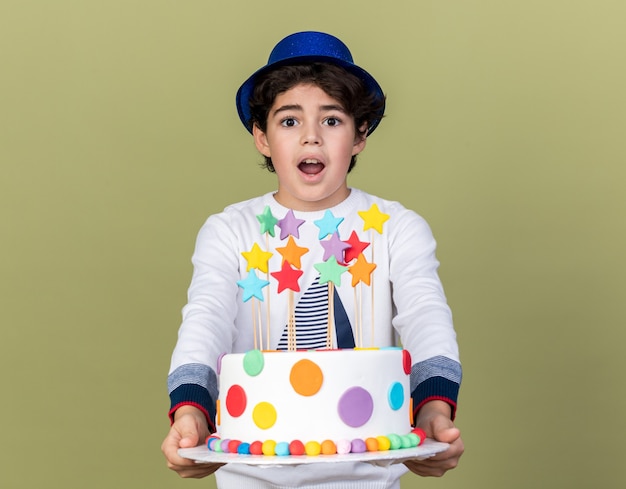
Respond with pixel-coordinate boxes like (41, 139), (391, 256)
(248, 63), (385, 172)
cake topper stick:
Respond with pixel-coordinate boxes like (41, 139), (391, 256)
(358, 203), (390, 346)
(327, 282), (335, 349)
(288, 290), (296, 351)
(348, 253), (377, 347)
(237, 269), (270, 350)
(270, 261), (304, 351)
(314, 256), (348, 350)
(256, 206), (278, 349)
(265, 233), (270, 350)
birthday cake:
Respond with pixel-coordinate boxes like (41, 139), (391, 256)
(210, 348), (422, 456)
(206, 203), (425, 457)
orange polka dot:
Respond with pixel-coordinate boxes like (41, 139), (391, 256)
(289, 359), (324, 396)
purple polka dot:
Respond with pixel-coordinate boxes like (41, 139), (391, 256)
(338, 387), (373, 427)
(217, 352), (226, 375)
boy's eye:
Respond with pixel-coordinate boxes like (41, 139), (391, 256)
(281, 117), (298, 127)
(324, 117), (341, 127)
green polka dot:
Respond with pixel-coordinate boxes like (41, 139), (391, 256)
(243, 349), (264, 376)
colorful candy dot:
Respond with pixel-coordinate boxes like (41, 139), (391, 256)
(290, 359), (324, 396)
(207, 436), (220, 451)
(406, 433), (420, 447)
(387, 382), (404, 411)
(412, 427), (427, 445)
(365, 437), (379, 452)
(387, 433), (402, 450)
(262, 440), (277, 456)
(252, 402), (277, 429)
(304, 441), (321, 456)
(225, 384), (247, 417)
(243, 349), (264, 376)
(289, 440), (305, 456)
(237, 442), (251, 455)
(351, 438), (367, 453)
(213, 439), (223, 452)
(338, 386), (373, 427)
(320, 439), (337, 455)
(400, 435), (413, 449)
(376, 436), (391, 451)
(275, 441), (290, 456)
(220, 439), (231, 453)
(249, 441), (263, 455)
(336, 439), (352, 454)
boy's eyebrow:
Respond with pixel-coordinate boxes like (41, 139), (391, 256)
(271, 103), (347, 118)
(320, 104), (347, 113)
(272, 104), (302, 117)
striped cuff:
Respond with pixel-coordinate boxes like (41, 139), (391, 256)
(169, 383), (217, 433)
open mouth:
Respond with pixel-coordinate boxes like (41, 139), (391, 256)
(298, 159), (325, 175)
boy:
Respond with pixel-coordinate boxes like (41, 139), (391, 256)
(162, 31), (463, 488)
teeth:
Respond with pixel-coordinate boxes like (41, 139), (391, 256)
(302, 159), (320, 164)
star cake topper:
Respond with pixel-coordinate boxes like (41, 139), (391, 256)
(343, 231), (370, 263)
(237, 270), (270, 302)
(313, 210), (344, 239)
(320, 232), (350, 263)
(241, 243), (273, 273)
(348, 253), (377, 286)
(358, 203), (390, 234)
(275, 236), (309, 269)
(277, 209), (306, 240)
(314, 256), (348, 286)
(256, 205), (278, 237)
(271, 261), (304, 293)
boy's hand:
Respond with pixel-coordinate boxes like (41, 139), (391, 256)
(403, 400), (464, 477)
(161, 405), (223, 478)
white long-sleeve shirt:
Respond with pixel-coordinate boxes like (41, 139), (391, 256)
(167, 188), (461, 488)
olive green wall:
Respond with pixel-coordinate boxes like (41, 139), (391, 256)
(2, 1), (625, 488)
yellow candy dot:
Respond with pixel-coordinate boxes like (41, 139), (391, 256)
(304, 441), (321, 456)
(252, 402), (277, 430)
(262, 440), (277, 456)
(290, 359), (324, 396)
(216, 399), (221, 426)
(376, 436), (391, 451)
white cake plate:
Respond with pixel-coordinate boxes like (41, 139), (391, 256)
(179, 439), (449, 466)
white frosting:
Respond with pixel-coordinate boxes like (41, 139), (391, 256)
(217, 349), (412, 444)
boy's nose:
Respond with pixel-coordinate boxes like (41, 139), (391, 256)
(301, 126), (321, 145)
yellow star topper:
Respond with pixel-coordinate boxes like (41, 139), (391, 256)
(358, 203), (390, 234)
(241, 243), (273, 273)
(275, 236), (309, 269)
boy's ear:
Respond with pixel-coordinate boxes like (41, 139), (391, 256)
(352, 123), (368, 155)
(253, 124), (271, 157)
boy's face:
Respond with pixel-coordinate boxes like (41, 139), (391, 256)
(253, 83), (366, 212)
